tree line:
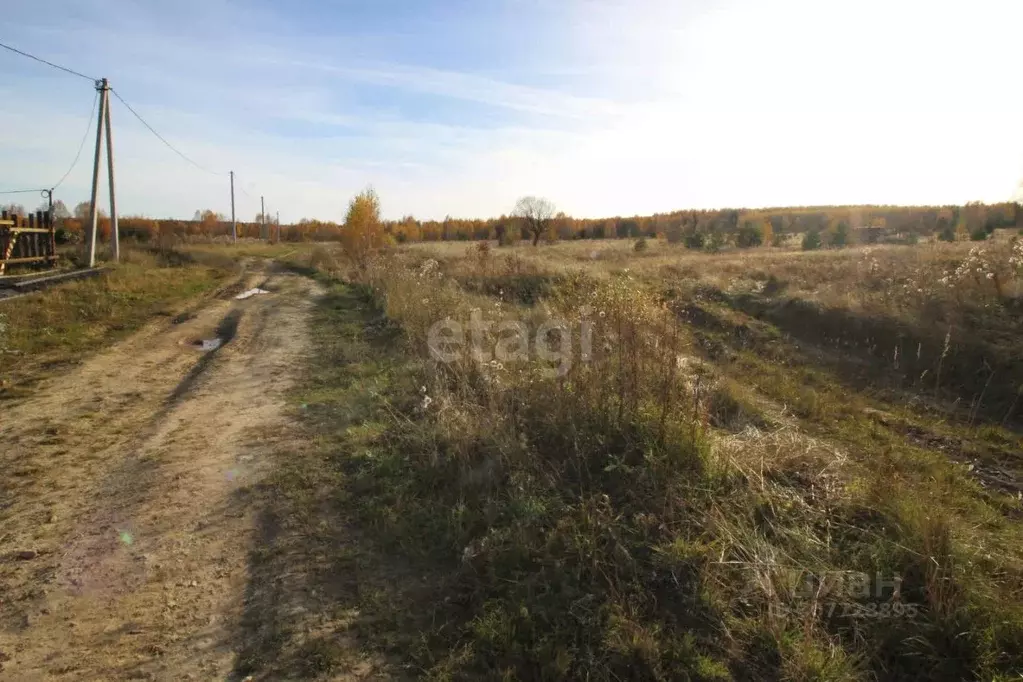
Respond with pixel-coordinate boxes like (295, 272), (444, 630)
(4, 196), (1019, 248)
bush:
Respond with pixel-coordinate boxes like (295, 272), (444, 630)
(736, 223), (764, 248)
(707, 231), (727, 252)
(684, 232), (706, 249)
(495, 223), (518, 247)
(970, 228), (989, 241)
(938, 225), (957, 242)
(830, 222), (851, 248)
(802, 230), (822, 250)
(54, 227), (80, 245)
(633, 237), (648, 252)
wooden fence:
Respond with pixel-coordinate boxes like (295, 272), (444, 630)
(0, 209), (57, 276)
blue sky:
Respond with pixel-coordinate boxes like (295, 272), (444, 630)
(2, 0), (1021, 221)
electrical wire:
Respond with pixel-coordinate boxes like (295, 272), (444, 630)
(0, 41), (264, 215)
(110, 88), (224, 176)
(0, 40), (96, 82)
(52, 90), (101, 191)
(0, 90), (100, 195)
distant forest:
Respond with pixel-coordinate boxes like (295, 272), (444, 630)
(4, 198), (1020, 247)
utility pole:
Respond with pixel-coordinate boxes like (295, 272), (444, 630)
(86, 79), (108, 269)
(42, 188), (54, 257)
(276, 210), (280, 244)
(104, 80), (118, 262)
(85, 77), (117, 267)
(260, 195), (266, 241)
(42, 189), (53, 221)
(230, 171), (237, 242)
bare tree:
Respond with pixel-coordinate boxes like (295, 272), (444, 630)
(513, 196), (556, 246)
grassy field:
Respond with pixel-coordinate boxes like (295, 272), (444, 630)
(280, 237), (1023, 680)
(5, 236), (1020, 679)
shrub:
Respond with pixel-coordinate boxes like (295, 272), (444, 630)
(970, 228), (989, 241)
(308, 245), (340, 275)
(633, 236), (648, 252)
(736, 223), (764, 248)
(938, 225), (957, 242)
(684, 231), (706, 249)
(468, 241), (493, 272)
(802, 230), (822, 250)
(54, 226), (80, 244)
(495, 223), (518, 247)
(707, 230), (727, 252)
(829, 222), (851, 248)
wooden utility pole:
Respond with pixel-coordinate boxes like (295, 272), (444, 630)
(85, 78), (118, 267)
(276, 210), (280, 244)
(230, 171), (237, 242)
(104, 81), (118, 262)
(260, 195), (266, 241)
(86, 79), (107, 268)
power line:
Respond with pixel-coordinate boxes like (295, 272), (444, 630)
(110, 88), (224, 176)
(1, 43), (268, 227)
(53, 90), (101, 191)
(0, 90), (101, 195)
(0, 39), (96, 82)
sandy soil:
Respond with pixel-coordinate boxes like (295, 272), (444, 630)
(0, 264), (323, 680)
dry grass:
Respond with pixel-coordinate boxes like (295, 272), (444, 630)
(284, 238), (1023, 680)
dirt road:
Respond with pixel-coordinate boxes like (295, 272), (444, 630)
(0, 263), (322, 680)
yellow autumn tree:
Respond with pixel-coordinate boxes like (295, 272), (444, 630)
(341, 188), (389, 267)
(760, 218), (774, 246)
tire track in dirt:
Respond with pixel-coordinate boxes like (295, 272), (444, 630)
(0, 263), (323, 680)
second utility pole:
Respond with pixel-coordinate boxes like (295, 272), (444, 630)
(105, 79), (118, 262)
(86, 79), (108, 269)
(230, 171), (237, 242)
(260, 195), (266, 242)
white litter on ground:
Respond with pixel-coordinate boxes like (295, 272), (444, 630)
(235, 288), (270, 300)
(191, 338), (223, 352)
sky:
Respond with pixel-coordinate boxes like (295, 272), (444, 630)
(1, 0), (1022, 222)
